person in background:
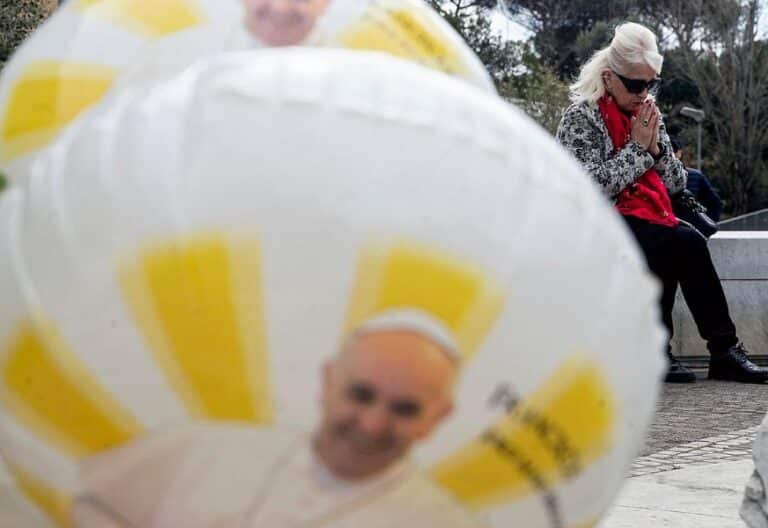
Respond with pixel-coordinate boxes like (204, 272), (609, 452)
(670, 136), (723, 222)
(556, 22), (768, 384)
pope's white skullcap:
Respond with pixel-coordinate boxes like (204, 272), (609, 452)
(347, 308), (461, 362)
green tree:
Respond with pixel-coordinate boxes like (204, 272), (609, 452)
(640, 0), (768, 213)
(498, 0), (633, 79)
(428, 1), (570, 133)
(426, 0), (519, 81)
(496, 42), (570, 134)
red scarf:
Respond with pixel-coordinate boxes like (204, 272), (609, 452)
(598, 95), (678, 227)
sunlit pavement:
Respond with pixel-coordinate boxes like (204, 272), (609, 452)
(600, 379), (767, 527)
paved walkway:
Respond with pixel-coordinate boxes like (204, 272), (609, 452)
(600, 379), (767, 527)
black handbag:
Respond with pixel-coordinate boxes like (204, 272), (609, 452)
(671, 189), (719, 238)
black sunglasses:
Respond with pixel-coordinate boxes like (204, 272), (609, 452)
(614, 72), (661, 94)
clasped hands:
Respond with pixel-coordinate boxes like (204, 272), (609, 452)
(630, 99), (661, 158)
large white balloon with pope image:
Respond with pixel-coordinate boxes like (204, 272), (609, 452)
(0, 49), (664, 528)
(0, 0), (493, 180)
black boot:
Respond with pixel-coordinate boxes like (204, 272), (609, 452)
(708, 343), (768, 383)
(665, 351), (696, 383)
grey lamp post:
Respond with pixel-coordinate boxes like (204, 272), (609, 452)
(680, 106), (705, 171)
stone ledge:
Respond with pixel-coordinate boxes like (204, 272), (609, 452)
(673, 231), (768, 357)
(708, 231), (768, 279)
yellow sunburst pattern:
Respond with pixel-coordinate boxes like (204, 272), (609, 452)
(573, 520), (599, 528)
(119, 233), (273, 423)
(73, 0), (205, 38)
(0, 319), (144, 458)
(339, 3), (468, 77)
(5, 461), (73, 528)
(0, 61), (117, 162)
(344, 240), (506, 361)
(431, 356), (616, 509)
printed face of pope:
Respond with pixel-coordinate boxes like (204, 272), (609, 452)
(241, 0), (330, 46)
(314, 329), (458, 481)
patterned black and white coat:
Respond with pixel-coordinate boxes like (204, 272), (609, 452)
(555, 100), (688, 203)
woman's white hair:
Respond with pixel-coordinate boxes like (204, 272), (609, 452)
(569, 22), (664, 104)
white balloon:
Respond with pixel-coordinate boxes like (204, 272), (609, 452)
(0, 49), (664, 527)
(0, 0), (493, 179)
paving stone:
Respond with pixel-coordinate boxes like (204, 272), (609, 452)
(640, 380), (767, 456)
(603, 460), (755, 528)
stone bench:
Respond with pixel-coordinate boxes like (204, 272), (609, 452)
(672, 231), (768, 366)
